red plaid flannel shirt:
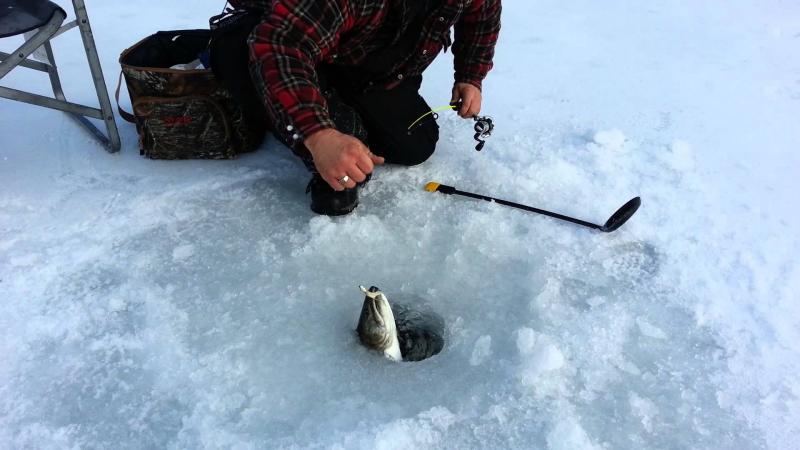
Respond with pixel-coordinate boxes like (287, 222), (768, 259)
(231, 0), (501, 142)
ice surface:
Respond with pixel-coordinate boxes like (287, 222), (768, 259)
(2, 0), (800, 449)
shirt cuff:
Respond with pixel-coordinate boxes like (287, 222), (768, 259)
(286, 105), (336, 142)
(454, 72), (484, 91)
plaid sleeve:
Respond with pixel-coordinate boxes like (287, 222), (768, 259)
(452, 0), (502, 90)
(249, 0), (351, 141)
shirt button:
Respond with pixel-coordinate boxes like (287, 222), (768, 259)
(438, 16), (445, 22)
(292, 133), (300, 140)
(397, 74), (404, 80)
(422, 49), (428, 55)
(286, 125), (294, 131)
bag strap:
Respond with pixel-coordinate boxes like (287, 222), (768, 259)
(114, 71), (137, 123)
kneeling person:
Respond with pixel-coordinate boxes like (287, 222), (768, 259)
(239, 0), (501, 215)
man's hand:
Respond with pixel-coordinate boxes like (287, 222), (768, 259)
(304, 129), (385, 191)
(450, 82), (482, 118)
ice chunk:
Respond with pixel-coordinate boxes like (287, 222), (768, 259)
(630, 392), (659, 433)
(171, 244), (195, 261)
(547, 418), (601, 450)
(469, 335), (493, 366)
(517, 328), (565, 386)
(372, 406), (457, 450)
(516, 327), (538, 355)
(9, 253), (40, 267)
(636, 317), (668, 339)
(591, 129), (627, 152)
(586, 296), (606, 308)
(666, 140), (695, 172)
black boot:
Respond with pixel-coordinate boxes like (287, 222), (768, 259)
(306, 173), (369, 216)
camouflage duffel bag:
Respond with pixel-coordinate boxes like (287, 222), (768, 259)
(117, 29), (262, 159)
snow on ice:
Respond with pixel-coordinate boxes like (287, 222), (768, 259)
(1, 0), (799, 449)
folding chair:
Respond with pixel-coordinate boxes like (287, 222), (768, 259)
(0, 0), (120, 152)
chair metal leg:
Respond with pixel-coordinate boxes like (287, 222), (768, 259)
(0, 86), (104, 118)
(43, 42), (66, 100)
(0, 51), (52, 73)
(41, 39), (112, 146)
(72, 0), (121, 152)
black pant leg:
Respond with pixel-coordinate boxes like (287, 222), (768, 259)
(341, 76), (439, 166)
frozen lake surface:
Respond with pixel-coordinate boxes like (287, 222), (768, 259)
(1, 0), (799, 448)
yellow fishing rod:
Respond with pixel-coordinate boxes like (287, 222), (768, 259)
(407, 103), (495, 151)
(406, 104), (457, 133)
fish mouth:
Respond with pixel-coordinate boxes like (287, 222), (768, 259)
(369, 297), (385, 328)
(361, 285), (386, 327)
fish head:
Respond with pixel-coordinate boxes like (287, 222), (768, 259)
(356, 285), (399, 353)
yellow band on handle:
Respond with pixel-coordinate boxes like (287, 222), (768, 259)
(424, 182), (441, 192)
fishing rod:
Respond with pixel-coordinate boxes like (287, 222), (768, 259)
(407, 103), (494, 151)
(425, 182), (641, 233)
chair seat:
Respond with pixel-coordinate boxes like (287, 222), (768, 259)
(0, 0), (65, 39)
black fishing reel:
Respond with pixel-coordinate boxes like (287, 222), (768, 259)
(406, 103), (495, 151)
(451, 100), (494, 151)
(472, 115), (494, 151)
